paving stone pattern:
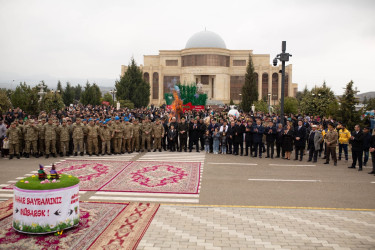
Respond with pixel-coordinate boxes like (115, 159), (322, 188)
(138, 206), (375, 250)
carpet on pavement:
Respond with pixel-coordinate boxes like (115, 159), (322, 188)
(100, 161), (201, 194)
(0, 200), (159, 250)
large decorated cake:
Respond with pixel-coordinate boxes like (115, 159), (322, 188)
(13, 164), (80, 234)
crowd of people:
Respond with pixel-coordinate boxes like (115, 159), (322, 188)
(0, 104), (374, 175)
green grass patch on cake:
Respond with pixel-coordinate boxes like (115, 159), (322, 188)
(15, 174), (80, 190)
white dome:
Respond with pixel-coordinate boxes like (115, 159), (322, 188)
(185, 30), (227, 49)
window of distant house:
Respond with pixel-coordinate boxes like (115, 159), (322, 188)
(166, 60), (178, 66)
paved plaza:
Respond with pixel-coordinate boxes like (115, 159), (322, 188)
(0, 152), (375, 249)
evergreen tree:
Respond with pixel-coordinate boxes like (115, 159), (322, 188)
(102, 93), (113, 104)
(57, 80), (64, 95)
(115, 58), (150, 108)
(62, 82), (75, 106)
(337, 80), (360, 130)
(240, 55), (258, 112)
(80, 81), (102, 105)
(73, 84), (82, 101)
(0, 89), (12, 113)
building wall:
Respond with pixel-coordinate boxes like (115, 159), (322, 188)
(121, 48), (296, 106)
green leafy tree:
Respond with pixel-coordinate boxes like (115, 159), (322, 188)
(300, 82), (337, 117)
(274, 97), (299, 115)
(337, 80), (361, 130)
(102, 92), (113, 104)
(0, 89), (12, 113)
(115, 58), (150, 108)
(10, 82), (40, 115)
(254, 99), (268, 113)
(240, 55), (258, 112)
(119, 99), (135, 109)
(62, 82), (75, 106)
(40, 91), (65, 113)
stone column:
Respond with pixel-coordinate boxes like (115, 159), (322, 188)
(257, 72), (262, 100)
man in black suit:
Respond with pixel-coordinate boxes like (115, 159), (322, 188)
(294, 120), (306, 161)
(188, 119), (200, 152)
(348, 124), (364, 171)
(233, 120), (245, 156)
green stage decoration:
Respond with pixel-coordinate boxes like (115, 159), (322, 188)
(164, 83), (207, 106)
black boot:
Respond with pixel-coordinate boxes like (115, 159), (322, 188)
(74, 152), (78, 156)
(9, 155), (13, 160)
(80, 152), (84, 156)
(45, 154), (49, 159)
(25, 153), (29, 158)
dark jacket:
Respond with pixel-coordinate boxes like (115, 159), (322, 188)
(178, 122), (189, 138)
(363, 132), (371, 150)
(252, 124), (264, 143)
(245, 125), (253, 143)
(234, 124), (245, 143)
(167, 129), (177, 141)
(294, 126), (307, 148)
(189, 123), (200, 141)
(264, 126), (277, 143)
(350, 130), (364, 151)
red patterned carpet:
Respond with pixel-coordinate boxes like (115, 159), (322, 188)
(0, 200), (159, 250)
(100, 161), (201, 194)
(3, 160), (132, 191)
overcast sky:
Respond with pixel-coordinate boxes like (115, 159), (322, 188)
(0, 0), (374, 94)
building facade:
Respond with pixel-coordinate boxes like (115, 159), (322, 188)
(121, 30), (298, 106)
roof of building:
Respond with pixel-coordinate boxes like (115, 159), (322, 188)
(185, 30), (227, 49)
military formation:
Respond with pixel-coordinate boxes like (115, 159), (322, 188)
(4, 115), (178, 159)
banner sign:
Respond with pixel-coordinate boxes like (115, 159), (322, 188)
(166, 102), (205, 112)
(13, 184), (80, 234)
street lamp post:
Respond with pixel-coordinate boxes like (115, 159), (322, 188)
(268, 93), (271, 115)
(109, 90), (117, 106)
(273, 41), (292, 126)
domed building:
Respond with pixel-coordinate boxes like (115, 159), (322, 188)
(121, 30), (298, 106)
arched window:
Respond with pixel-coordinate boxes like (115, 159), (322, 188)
(254, 73), (258, 86)
(284, 74), (289, 96)
(152, 72), (159, 99)
(262, 73), (268, 99)
(143, 72), (149, 83)
(272, 73), (278, 100)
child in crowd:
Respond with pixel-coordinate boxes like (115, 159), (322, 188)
(221, 131), (227, 154)
(203, 130), (211, 153)
(2, 136), (9, 158)
(213, 128), (220, 154)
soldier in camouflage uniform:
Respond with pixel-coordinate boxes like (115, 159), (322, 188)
(107, 119), (115, 154)
(44, 118), (57, 158)
(24, 119), (39, 158)
(55, 119), (61, 154)
(16, 118), (25, 157)
(57, 119), (71, 157)
(122, 117), (133, 153)
(141, 117), (152, 152)
(86, 119), (100, 156)
(38, 118), (46, 157)
(152, 118), (164, 152)
(131, 119), (141, 152)
(112, 117), (123, 154)
(72, 118), (85, 156)
(100, 122), (112, 155)
(6, 122), (21, 159)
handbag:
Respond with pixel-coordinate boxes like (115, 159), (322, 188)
(3, 140), (9, 149)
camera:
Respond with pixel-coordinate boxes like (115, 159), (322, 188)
(273, 58), (278, 66)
